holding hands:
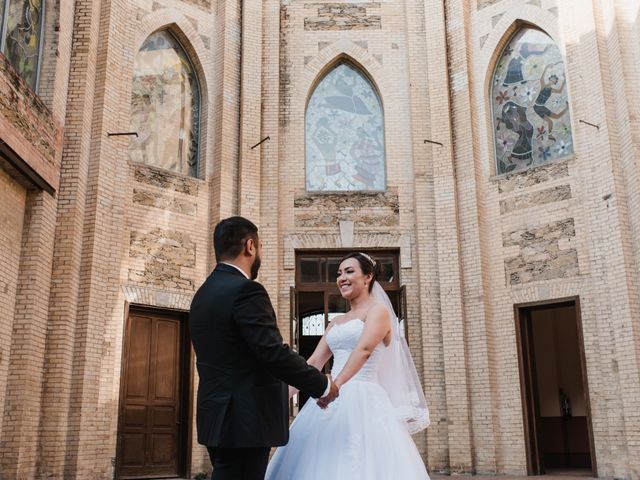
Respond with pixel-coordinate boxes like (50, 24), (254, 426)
(317, 374), (339, 409)
(288, 374), (339, 410)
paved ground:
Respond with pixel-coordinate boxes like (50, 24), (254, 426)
(431, 477), (594, 480)
(185, 468), (595, 479)
(180, 471), (595, 479)
(431, 470), (594, 480)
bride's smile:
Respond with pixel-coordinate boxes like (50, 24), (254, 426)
(336, 258), (372, 300)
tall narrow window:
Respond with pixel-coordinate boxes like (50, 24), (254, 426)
(129, 31), (200, 177)
(306, 63), (385, 192)
(0, 0), (45, 89)
(492, 28), (573, 174)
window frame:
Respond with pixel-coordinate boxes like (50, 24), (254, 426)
(295, 249), (400, 292)
(0, 0), (46, 91)
(129, 29), (202, 179)
(304, 61), (388, 194)
(489, 25), (575, 177)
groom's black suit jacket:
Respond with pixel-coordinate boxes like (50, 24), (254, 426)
(189, 263), (328, 448)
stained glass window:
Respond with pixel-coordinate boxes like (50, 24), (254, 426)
(129, 31), (200, 177)
(0, 0), (44, 89)
(306, 63), (385, 192)
(492, 28), (573, 174)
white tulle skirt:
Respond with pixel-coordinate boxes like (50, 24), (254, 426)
(265, 380), (430, 480)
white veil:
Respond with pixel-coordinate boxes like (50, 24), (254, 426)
(371, 281), (430, 434)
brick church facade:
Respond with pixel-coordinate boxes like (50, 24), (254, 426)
(1, 0), (639, 478)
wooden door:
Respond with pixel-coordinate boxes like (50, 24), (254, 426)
(118, 311), (185, 479)
(516, 307), (544, 475)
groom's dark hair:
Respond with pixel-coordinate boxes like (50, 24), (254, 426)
(214, 216), (259, 262)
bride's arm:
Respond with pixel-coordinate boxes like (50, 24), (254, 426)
(333, 305), (390, 390)
(288, 326), (335, 398)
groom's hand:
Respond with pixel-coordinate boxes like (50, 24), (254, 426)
(317, 374), (339, 409)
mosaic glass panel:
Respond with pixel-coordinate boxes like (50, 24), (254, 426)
(129, 31), (200, 177)
(492, 28), (573, 174)
(306, 63), (385, 191)
(1, 0), (44, 88)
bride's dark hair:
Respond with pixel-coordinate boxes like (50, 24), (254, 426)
(340, 252), (381, 293)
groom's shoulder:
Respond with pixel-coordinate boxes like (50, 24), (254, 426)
(237, 279), (269, 297)
(208, 270), (268, 294)
(195, 267), (247, 297)
(209, 264), (247, 282)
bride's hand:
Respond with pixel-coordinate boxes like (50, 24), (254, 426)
(316, 375), (339, 409)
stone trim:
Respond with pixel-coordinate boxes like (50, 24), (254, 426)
(122, 285), (193, 310)
(479, 6), (563, 85)
(302, 40), (388, 109)
(493, 159), (570, 193)
(133, 163), (201, 196)
(499, 184), (572, 214)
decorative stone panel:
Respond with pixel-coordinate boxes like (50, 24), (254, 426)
(304, 3), (381, 31)
(497, 161), (569, 194)
(503, 218), (578, 285)
(477, 0), (503, 10)
(133, 164), (199, 195)
(500, 184), (571, 214)
(128, 228), (196, 290)
(294, 189), (399, 228)
(132, 188), (197, 215)
(183, 0), (210, 10)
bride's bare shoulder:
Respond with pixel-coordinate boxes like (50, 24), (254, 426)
(366, 304), (390, 324)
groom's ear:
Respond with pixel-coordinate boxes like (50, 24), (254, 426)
(244, 237), (256, 257)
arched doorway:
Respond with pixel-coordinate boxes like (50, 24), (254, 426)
(515, 299), (596, 476)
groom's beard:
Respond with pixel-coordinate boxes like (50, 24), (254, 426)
(250, 255), (261, 280)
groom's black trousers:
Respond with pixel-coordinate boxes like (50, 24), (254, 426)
(207, 446), (271, 480)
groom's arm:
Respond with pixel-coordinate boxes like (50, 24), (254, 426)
(233, 281), (328, 398)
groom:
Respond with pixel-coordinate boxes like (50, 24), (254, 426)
(189, 216), (339, 479)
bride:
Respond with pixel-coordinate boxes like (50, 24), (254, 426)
(265, 252), (430, 479)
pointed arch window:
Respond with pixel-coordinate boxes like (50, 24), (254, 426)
(0, 0), (45, 89)
(306, 62), (386, 192)
(492, 28), (573, 174)
(129, 30), (200, 177)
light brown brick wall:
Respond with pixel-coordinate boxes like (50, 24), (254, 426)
(1, 0), (640, 478)
(0, 166), (27, 445)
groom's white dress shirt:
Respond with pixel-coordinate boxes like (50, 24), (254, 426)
(220, 262), (331, 399)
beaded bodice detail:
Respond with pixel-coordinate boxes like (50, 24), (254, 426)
(326, 319), (385, 383)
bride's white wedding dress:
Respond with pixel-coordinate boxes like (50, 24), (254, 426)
(265, 319), (430, 479)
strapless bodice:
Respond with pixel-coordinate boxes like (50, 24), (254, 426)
(326, 319), (385, 383)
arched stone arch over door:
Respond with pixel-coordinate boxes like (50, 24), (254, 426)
(306, 61), (386, 192)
